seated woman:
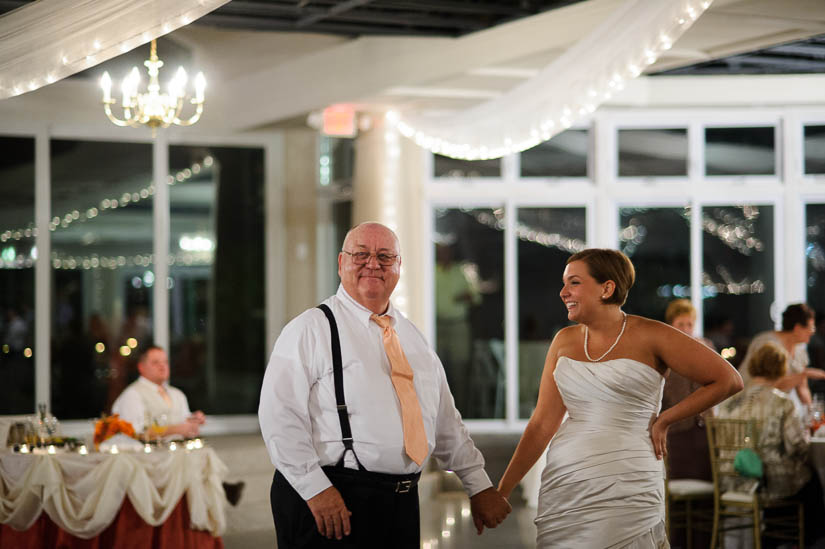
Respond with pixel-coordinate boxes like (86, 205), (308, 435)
(718, 342), (810, 500)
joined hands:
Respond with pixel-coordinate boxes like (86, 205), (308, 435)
(470, 487), (512, 535)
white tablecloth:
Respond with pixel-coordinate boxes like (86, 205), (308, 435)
(0, 446), (227, 539)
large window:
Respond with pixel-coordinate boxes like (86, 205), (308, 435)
(705, 126), (775, 176)
(50, 140), (154, 419)
(169, 145), (265, 415)
(425, 110), (808, 428)
(807, 203), (825, 313)
(702, 205), (774, 365)
(517, 207), (586, 418)
(434, 207), (505, 419)
(618, 129), (688, 177)
(434, 155), (500, 178)
(804, 125), (825, 175)
(619, 207), (691, 321)
(0, 136), (35, 414)
(520, 130), (588, 178)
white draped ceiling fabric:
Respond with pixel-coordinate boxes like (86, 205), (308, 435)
(0, 0), (230, 101)
(392, 0), (713, 160)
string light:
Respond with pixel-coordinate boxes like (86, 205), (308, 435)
(0, 158), (213, 270)
(389, 0), (714, 159)
(49, 250), (213, 271)
(467, 209), (586, 254)
(702, 269), (765, 296)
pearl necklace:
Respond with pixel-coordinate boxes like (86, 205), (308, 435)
(584, 311), (627, 362)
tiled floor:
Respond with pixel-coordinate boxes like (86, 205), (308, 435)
(222, 491), (537, 549)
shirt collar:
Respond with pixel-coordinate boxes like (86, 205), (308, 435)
(137, 375), (170, 391)
(336, 284), (397, 329)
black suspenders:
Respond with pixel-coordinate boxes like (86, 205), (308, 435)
(317, 304), (365, 471)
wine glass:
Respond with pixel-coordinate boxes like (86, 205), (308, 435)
(149, 414), (168, 440)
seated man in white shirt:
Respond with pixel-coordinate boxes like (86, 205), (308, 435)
(112, 345), (205, 439)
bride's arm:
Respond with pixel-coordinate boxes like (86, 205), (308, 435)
(647, 319), (743, 459)
(497, 332), (569, 500)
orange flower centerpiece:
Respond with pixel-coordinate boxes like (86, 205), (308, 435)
(93, 414), (136, 450)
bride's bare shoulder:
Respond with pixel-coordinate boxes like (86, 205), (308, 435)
(553, 325), (581, 342)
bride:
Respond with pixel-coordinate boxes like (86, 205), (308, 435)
(497, 249), (742, 548)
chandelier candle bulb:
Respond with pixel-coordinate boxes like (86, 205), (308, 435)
(194, 72), (206, 102)
(100, 72), (112, 102)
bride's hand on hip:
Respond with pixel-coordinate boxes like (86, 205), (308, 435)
(648, 415), (669, 460)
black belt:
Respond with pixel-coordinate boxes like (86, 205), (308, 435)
(322, 465), (421, 494)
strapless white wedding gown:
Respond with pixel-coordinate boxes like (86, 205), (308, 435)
(535, 357), (669, 548)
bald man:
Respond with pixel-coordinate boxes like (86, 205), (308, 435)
(259, 222), (510, 548)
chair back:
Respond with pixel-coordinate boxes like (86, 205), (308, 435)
(706, 417), (762, 494)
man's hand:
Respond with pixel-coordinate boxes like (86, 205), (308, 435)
(469, 487), (512, 535)
(306, 486), (352, 540)
(162, 419), (201, 439)
(188, 410), (207, 425)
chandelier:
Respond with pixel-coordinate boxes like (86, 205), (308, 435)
(99, 40), (205, 134)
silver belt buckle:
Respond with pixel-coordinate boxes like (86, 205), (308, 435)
(395, 479), (412, 493)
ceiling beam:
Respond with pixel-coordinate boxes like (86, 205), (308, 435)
(197, 13), (451, 35)
(378, 0), (535, 16)
(0, 0), (28, 12)
(768, 43), (825, 58)
(295, 0), (375, 28)
(725, 55), (825, 70)
(306, 10), (484, 31)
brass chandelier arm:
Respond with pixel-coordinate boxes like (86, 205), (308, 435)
(173, 101), (204, 127)
(103, 100), (135, 127)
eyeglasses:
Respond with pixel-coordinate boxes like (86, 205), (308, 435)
(341, 250), (399, 266)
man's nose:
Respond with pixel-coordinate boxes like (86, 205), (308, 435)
(365, 253), (381, 267)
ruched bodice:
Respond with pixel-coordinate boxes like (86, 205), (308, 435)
(535, 357), (669, 549)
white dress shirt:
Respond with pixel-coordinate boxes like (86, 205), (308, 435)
(112, 376), (192, 433)
(259, 285), (492, 501)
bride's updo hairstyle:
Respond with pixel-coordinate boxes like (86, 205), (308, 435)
(567, 248), (635, 306)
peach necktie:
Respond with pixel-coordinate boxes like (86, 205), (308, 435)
(370, 314), (428, 466)
(158, 385), (172, 406)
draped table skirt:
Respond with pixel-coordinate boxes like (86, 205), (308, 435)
(0, 495), (223, 549)
(0, 446), (227, 548)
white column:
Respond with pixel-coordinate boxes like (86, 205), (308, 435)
(781, 114), (805, 305)
(266, 133), (286, 351)
(592, 116), (616, 247)
(34, 129), (50, 410)
(152, 135), (169, 350)
(353, 114), (423, 322)
(283, 128), (319, 321)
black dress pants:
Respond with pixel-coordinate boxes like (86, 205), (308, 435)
(270, 467), (420, 549)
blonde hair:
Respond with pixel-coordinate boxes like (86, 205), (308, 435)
(665, 299), (696, 325)
(747, 342), (788, 381)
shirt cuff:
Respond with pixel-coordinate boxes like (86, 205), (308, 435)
(287, 466), (334, 501)
(456, 468), (493, 497)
